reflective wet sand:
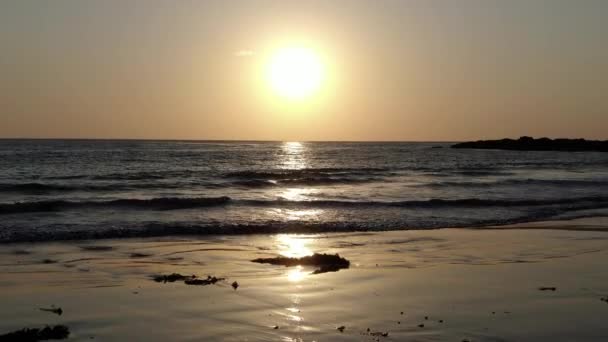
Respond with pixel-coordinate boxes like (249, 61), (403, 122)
(1, 219), (608, 341)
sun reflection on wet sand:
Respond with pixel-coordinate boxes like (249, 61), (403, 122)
(276, 235), (313, 258)
(286, 266), (306, 283)
(275, 235), (317, 283)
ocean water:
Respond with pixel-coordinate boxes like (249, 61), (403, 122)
(1, 139), (608, 242)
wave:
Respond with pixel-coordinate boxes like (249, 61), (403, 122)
(228, 177), (379, 188)
(0, 183), (75, 193)
(91, 171), (189, 181)
(4, 209), (608, 243)
(0, 197), (231, 215)
(222, 168), (389, 187)
(240, 196), (608, 209)
(225, 167), (390, 178)
(3, 195), (608, 215)
(0, 182), (184, 193)
(423, 178), (608, 188)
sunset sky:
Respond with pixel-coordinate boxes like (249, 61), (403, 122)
(1, 0), (607, 141)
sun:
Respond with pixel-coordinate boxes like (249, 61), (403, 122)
(267, 47), (325, 100)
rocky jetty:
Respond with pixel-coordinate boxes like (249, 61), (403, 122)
(452, 136), (608, 152)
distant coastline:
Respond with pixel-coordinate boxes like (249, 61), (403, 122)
(452, 136), (608, 152)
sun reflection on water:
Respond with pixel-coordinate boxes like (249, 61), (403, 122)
(278, 187), (313, 201)
(280, 142), (307, 170)
(270, 208), (323, 221)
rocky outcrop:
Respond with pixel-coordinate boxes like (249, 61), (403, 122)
(452, 136), (608, 152)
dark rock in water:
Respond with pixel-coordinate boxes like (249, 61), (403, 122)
(251, 253), (350, 274)
(39, 306), (63, 316)
(0, 325), (70, 341)
(538, 286), (557, 291)
(452, 136), (608, 152)
(231, 281), (239, 290)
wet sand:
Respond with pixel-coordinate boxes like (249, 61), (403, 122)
(2, 218), (608, 341)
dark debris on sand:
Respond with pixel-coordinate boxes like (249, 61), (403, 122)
(251, 253), (350, 274)
(129, 252), (151, 258)
(39, 306), (63, 316)
(151, 273), (225, 286)
(0, 325), (69, 341)
(79, 246), (113, 252)
(538, 287), (557, 291)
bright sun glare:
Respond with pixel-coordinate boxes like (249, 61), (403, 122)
(267, 47), (324, 100)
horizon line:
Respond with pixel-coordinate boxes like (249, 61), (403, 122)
(0, 137), (464, 143)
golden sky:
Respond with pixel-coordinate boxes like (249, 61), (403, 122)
(1, 0), (607, 141)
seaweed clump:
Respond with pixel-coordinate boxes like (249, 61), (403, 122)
(251, 253), (350, 274)
(152, 273), (192, 283)
(0, 325), (69, 341)
(184, 276), (224, 286)
(151, 273), (225, 286)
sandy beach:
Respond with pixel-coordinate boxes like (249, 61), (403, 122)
(2, 218), (608, 341)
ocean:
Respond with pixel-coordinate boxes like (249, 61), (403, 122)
(1, 139), (608, 242)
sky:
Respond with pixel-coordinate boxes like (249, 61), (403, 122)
(1, 0), (607, 141)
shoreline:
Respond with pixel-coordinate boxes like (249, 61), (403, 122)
(2, 215), (608, 246)
(1, 217), (608, 341)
